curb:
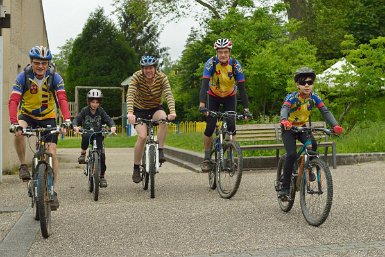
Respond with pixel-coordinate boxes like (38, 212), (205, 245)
(164, 146), (385, 172)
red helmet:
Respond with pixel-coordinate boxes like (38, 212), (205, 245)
(213, 38), (233, 50)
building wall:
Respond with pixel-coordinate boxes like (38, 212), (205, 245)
(2, 0), (49, 172)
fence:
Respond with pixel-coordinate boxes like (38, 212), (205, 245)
(64, 121), (208, 138)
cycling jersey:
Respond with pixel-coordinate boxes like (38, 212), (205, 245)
(126, 70), (175, 114)
(202, 57), (245, 98)
(8, 70), (70, 123)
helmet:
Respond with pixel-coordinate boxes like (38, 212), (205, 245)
(29, 46), (52, 60)
(213, 38), (233, 50)
(294, 67), (316, 82)
(87, 89), (103, 103)
(140, 55), (158, 67)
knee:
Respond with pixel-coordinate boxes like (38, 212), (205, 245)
(286, 152), (297, 160)
(137, 133), (147, 142)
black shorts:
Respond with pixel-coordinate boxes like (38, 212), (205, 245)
(18, 114), (58, 144)
(134, 106), (164, 120)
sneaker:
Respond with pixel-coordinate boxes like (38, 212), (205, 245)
(78, 154), (86, 164)
(19, 164), (31, 181)
(159, 149), (166, 163)
(50, 192), (59, 211)
(100, 177), (108, 188)
(132, 168), (141, 183)
(201, 160), (214, 172)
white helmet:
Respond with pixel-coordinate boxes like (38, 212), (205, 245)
(87, 89), (103, 103)
(213, 38), (233, 50)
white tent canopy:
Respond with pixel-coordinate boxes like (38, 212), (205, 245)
(317, 58), (358, 87)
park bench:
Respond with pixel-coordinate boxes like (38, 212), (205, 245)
(236, 121), (337, 169)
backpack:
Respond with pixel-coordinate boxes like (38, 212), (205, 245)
(21, 63), (59, 108)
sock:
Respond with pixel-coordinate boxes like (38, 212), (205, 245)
(204, 150), (211, 160)
(134, 164), (140, 171)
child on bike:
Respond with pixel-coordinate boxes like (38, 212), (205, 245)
(72, 89), (116, 188)
(278, 67), (343, 198)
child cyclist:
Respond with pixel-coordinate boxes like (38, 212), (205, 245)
(278, 67), (343, 199)
(72, 89), (116, 187)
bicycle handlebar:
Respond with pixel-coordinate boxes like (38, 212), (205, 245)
(78, 128), (116, 136)
(10, 124), (62, 137)
(292, 126), (333, 135)
(134, 118), (173, 126)
(200, 108), (248, 120)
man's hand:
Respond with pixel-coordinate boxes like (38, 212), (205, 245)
(73, 126), (80, 134)
(167, 113), (176, 121)
(243, 109), (252, 120)
(280, 119), (293, 130)
(333, 125), (343, 135)
(60, 119), (72, 135)
(127, 113), (136, 125)
(9, 124), (23, 136)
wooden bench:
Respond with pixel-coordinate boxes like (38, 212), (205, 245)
(236, 121), (337, 169)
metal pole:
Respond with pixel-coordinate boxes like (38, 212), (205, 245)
(0, 35), (3, 182)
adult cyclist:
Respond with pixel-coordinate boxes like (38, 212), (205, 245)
(278, 67), (343, 198)
(8, 46), (71, 210)
(126, 55), (176, 183)
(199, 38), (251, 172)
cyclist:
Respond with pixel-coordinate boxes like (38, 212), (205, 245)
(199, 38), (251, 172)
(126, 55), (176, 183)
(8, 46), (71, 210)
(278, 67), (343, 198)
(72, 89), (117, 188)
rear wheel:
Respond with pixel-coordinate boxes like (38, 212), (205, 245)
(300, 158), (333, 226)
(92, 152), (100, 201)
(276, 154), (296, 212)
(208, 149), (217, 189)
(216, 141), (243, 199)
(149, 145), (156, 198)
(37, 163), (51, 238)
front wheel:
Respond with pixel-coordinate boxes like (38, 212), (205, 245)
(92, 152), (101, 201)
(141, 151), (149, 190)
(87, 158), (94, 193)
(36, 163), (51, 238)
(276, 154), (296, 212)
(148, 145), (156, 198)
(208, 149), (217, 190)
(216, 141), (243, 199)
(300, 158), (333, 226)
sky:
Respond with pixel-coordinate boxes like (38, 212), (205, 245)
(42, 0), (198, 61)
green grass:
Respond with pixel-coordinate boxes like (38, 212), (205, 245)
(58, 121), (385, 155)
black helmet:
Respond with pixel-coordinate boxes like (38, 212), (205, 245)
(294, 67), (316, 82)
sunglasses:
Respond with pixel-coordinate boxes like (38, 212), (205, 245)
(32, 61), (49, 66)
(299, 80), (314, 86)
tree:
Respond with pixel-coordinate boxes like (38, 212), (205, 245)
(66, 8), (137, 121)
(113, 0), (166, 57)
(51, 38), (74, 81)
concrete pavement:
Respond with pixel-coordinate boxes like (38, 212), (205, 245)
(1, 148), (385, 256)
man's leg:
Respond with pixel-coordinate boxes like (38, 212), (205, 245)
(14, 119), (30, 180)
(153, 110), (167, 162)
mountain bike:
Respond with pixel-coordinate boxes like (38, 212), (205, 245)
(10, 124), (64, 238)
(135, 117), (170, 199)
(203, 110), (247, 199)
(275, 126), (334, 226)
(79, 126), (114, 201)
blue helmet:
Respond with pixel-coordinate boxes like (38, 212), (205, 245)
(140, 55), (158, 67)
(29, 46), (52, 60)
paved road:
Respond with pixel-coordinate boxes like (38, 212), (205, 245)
(1, 148), (385, 257)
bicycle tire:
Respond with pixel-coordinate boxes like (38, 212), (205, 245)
(92, 152), (100, 201)
(276, 154), (296, 212)
(87, 156), (94, 193)
(36, 163), (51, 238)
(149, 144), (156, 198)
(216, 140), (243, 199)
(300, 158), (333, 226)
(141, 152), (149, 190)
(208, 149), (217, 189)
(30, 174), (39, 220)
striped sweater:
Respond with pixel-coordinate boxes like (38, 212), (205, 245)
(126, 70), (176, 113)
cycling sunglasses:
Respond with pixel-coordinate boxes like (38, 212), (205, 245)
(298, 80), (314, 86)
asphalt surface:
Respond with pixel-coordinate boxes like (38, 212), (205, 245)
(1, 148), (385, 257)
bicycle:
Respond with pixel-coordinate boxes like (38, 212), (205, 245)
(135, 117), (170, 199)
(275, 126), (334, 226)
(10, 124), (64, 238)
(203, 110), (247, 199)
(79, 126), (114, 201)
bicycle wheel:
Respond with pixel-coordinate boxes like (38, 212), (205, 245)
(92, 152), (100, 201)
(87, 157), (94, 193)
(216, 141), (243, 199)
(208, 149), (217, 190)
(300, 158), (333, 226)
(276, 154), (296, 212)
(149, 144), (156, 198)
(36, 163), (51, 238)
(141, 152), (149, 190)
